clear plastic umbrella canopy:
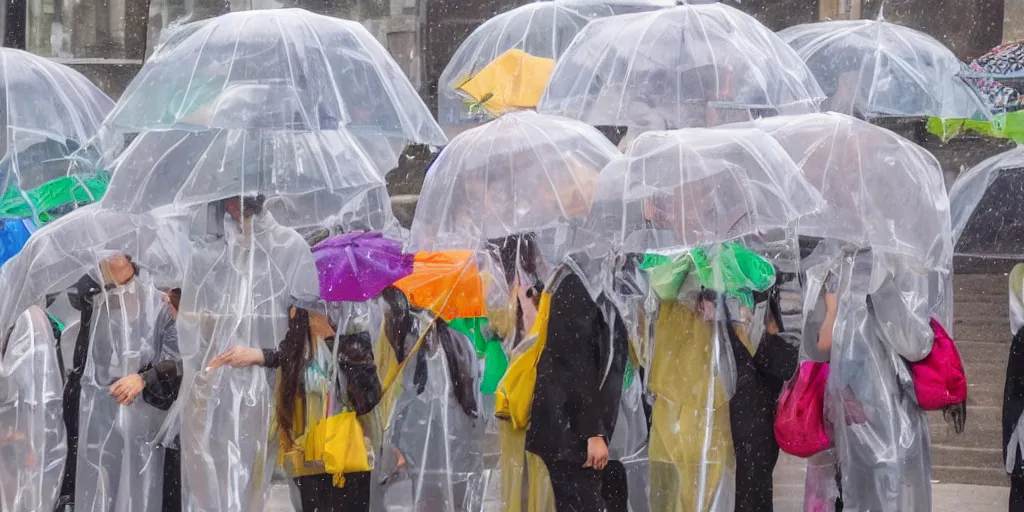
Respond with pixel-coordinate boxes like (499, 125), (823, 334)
(438, 0), (668, 127)
(585, 127), (823, 253)
(778, 19), (990, 121)
(949, 145), (1024, 258)
(408, 110), (620, 259)
(99, 127), (398, 233)
(753, 112), (952, 270)
(537, 2), (824, 131)
(0, 48), (114, 223)
(104, 8), (446, 149)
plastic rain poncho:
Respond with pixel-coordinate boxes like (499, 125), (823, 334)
(777, 19), (989, 121)
(176, 209), (319, 511)
(0, 306), (66, 512)
(74, 268), (178, 512)
(801, 241), (933, 512)
(582, 128), (822, 512)
(373, 310), (485, 512)
(537, 2), (823, 130)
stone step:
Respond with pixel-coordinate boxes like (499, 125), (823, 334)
(932, 465), (1009, 487)
(932, 444), (1004, 471)
(957, 341), (1012, 365)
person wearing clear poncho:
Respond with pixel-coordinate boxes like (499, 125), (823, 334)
(641, 238), (792, 512)
(67, 252), (179, 511)
(371, 284), (485, 512)
(209, 302), (382, 512)
(0, 305), (67, 512)
(175, 195), (320, 511)
(800, 238), (933, 512)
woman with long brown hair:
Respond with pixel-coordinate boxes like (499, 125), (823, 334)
(209, 304), (382, 511)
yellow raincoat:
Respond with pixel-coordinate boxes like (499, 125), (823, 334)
(649, 300), (736, 512)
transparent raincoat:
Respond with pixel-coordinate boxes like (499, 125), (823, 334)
(800, 242), (934, 512)
(537, 2), (823, 132)
(754, 113), (951, 511)
(176, 207), (320, 511)
(373, 308), (486, 512)
(0, 306), (66, 512)
(438, 0), (666, 127)
(74, 265), (178, 512)
(778, 19), (990, 121)
(103, 8), (446, 164)
(583, 127), (823, 511)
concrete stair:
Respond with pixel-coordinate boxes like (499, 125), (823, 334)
(932, 273), (1010, 487)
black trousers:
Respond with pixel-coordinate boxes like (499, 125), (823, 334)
(294, 472), (371, 512)
(542, 459), (629, 512)
(1011, 465), (1024, 511)
(163, 446), (181, 512)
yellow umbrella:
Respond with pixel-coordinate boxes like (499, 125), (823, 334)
(457, 49), (556, 117)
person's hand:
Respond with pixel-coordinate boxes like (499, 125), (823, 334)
(766, 314), (780, 336)
(393, 447), (407, 469)
(109, 374), (146, 405)
(841, 388), (867, 425)
(697, 300), (716, 322)
(583, 436), (609, 471)
(208, 346), (264, 370)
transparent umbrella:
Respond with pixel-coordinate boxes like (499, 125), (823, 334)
(104, 8), (446, 165)
(586, 127), (823, 253)
(0, 48), (114, 223)
(409, 110), (620, 263)
(753, 111), (953, 335)
(949, 145), (1024, 259)
(537, 2), (823, 131)
(99, 128), (398, 233)
(438, 0), (667, 128)
(753, 112), (951, 270)
(778, 18), (990, 121)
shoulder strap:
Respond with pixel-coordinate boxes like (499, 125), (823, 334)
(381, 318), (436, 395)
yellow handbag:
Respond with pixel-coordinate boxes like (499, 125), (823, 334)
(494, 290), (553, 431)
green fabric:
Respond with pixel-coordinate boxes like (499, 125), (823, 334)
(0, 172), (109, 223)
(449, 316), (508, 394)
(639, 242), (776, 308)
(46, 313), (64, 333)
(927, 110), (1024, 143)
(622, 355), (634, 391)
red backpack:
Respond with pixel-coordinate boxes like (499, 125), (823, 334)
(908, 318), (967, 411)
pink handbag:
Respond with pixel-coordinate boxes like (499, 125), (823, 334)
(775, 361), (831, 458)
(909, 318), (967, 411)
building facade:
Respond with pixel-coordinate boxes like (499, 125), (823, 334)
(0, 0), (1019, 103)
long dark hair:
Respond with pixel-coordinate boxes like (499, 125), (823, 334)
(380, 285), (415, 363)
(490, 233), (541, 287)
(276, 307), (311, 445)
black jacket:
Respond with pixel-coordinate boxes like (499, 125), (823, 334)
(1005, 326), (1024, 470)
(525, 270), (628, 464)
